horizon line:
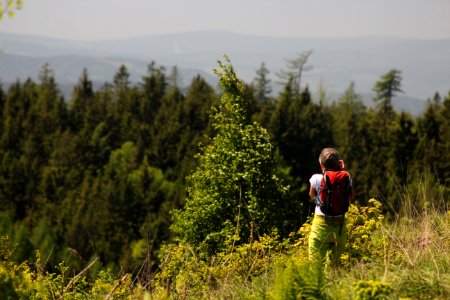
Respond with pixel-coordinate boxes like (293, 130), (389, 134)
(1, 30), (450, 43)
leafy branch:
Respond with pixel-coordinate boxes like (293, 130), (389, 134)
(0, 0), (22, 19)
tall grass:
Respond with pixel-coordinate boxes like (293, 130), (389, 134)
(162, 179), (449, 299)
(325, 177), (449, 300)
(398, 170), (448, 217)
(0, 180), (448, 299)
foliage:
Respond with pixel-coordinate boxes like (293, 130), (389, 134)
(344, 199), (386, 265)
(0, 58), (448, 298)
(353, 280), (395, 300)
(0, 236), (149, 299)
(269, 257), (325, 300)
(295, 199), (387, 266)
(171, 57), (293, 255)
(153, 195), (450, 299)
(0, 0), (22, 19)
(154, 230), (291, 298)
(276, 50), (314, 95)
(373, 69), (403, 112)
(252, 62), (272, 103)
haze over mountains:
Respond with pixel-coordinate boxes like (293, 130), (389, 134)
(1, 31), (449, 115)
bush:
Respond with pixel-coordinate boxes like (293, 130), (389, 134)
(353, 280), (395, 300)
(295, 198), (387, 266)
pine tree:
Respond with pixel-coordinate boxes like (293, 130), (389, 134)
(176, 75), (218, 181)
(372, 69), (402, 140)
(147, 82), (184, 174)
(277, 50), (313, 96)
(269, 81), (334, 210)
(332, 82), (366, 157)
(168, 65), (181, 90)
(369, 69), (403, 206)
(113, 64), (130, 93)
(253, 62), (272, 104)
(269, 76), (295, 142)
(0, 82), (4, 129)
(437, 92), (450, 190)
(69, 68), (94, 131)
(416, 96), (443, 178)
(140, 61), (167, 123)
(373, 69), (403, 113)
(332, 82), (369, 201)
(394, 112), (417, 186)
(0, 81), (31, 218)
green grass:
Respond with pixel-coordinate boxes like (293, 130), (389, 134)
(150, 194), (449, 299)
(0, 190), (448, 299)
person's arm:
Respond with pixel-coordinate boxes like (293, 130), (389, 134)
(309, 174), (321, 202)
(309, 184), (317, 201)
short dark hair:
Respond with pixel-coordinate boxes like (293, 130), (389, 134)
(319, 148), (341, 171)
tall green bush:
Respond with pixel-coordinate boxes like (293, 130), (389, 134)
(171, 57), (296, 255)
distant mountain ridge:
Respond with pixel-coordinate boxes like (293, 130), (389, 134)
(1, 31), (449, 115)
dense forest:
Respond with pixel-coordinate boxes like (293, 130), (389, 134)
(0, 57), (448, 298)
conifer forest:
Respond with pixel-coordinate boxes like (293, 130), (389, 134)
(0, 57), (448, 299)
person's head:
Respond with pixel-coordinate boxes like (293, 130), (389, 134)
(319, 148), (344, 171)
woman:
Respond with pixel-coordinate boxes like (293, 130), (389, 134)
(308, 148), (356, 265)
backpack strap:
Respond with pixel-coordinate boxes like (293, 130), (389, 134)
(323, 171), (332, 211)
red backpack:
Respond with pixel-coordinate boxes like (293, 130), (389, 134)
(319, 171), (351, 216)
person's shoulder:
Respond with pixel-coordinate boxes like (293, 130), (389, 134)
(311, 174), (323, 179)
(341, 170), (351, 178)
(337, 170), (353, 184)
(309, 173), (323, 184)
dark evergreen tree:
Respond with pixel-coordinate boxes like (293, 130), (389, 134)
(394, 112), (417, 186)
(252, 62), (272, 104)
(0, 82), (4, 130)
(140, 61), (167, 123)
(372, 69), (403, 147)
(168, 65), (181, 90)
(331, 82), (369, 202)
(269, 80), (334, 214)
(437, 92), (450, 192)
(0, 81), (31, 218)
(175, 75), (218, 182)
(113, 64), (130, 93)
(69, 68), (94, 131)
(250, 63), (274, 128)
(368, 69), (403, 208)
(148, 82), (184, 174)
(416, 96), (443, 178)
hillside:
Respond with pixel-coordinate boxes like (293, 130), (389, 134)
(1, 31), (449, 114)
(0, 55), (448, 299)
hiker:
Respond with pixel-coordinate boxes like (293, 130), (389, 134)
(308, 148), (355, 265)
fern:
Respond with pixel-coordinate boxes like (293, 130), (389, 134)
(270, 258), (326, 300)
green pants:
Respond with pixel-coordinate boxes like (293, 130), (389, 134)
(308, 215), (347, 265)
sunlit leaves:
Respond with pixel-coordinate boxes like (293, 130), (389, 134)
(0, 0), (22, 19)
(172, 57), (289, 254)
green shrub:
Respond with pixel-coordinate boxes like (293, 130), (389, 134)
(171, 57), (294, 256)
(344, 198), (387, 265)
(269, 258), (325, 300)
(353, 280), (395, 300)
(295, 199), (387, 266)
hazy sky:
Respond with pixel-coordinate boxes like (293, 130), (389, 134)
(1, 0), (450, 41)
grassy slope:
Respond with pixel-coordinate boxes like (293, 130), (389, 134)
(0, 196), (448, 299)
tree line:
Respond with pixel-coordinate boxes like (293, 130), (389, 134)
(0, 59), (448, 274)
